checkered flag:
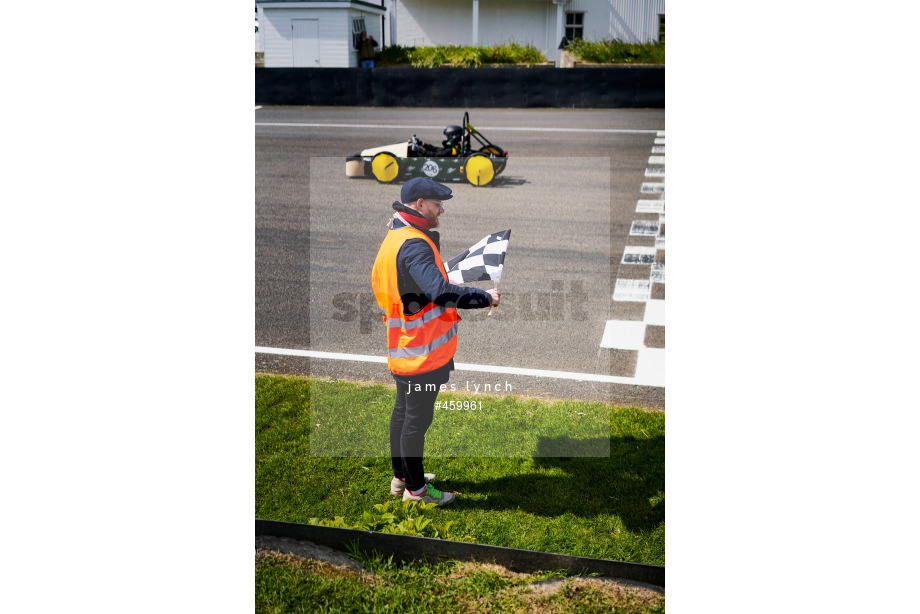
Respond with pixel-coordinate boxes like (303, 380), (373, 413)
(445, 229), (511, 284)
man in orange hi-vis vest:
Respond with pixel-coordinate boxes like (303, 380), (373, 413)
(372, 177), (500, 506)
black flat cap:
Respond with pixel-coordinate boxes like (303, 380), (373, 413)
(401, 177), (453, 203)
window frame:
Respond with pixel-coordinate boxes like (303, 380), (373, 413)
(564, 12), (584, 41)
(352, 18), (366, 49)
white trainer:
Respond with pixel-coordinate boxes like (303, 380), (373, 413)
(402, 484), (456, 506)
(390, 473), (435, 496)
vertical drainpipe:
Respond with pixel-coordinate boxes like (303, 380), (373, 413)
(389, 0), (396, 48)
(472, 0), (479, 46)
(553, 0), (566, 67)
(381, 0), (385, 47)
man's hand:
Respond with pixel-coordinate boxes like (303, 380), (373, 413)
(486, 289), (501, 306)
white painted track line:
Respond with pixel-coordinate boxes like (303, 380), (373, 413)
(255, 122), (659, 134)
(254, 346), (662, 387)
(257, 347), (386, 364)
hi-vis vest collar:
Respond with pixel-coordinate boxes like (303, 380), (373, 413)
(371, 226), (460, 376)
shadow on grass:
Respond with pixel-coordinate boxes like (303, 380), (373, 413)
(443, 435), (663, 533)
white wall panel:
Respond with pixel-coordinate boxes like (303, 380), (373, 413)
(397, 0), (472, 46)
(587, 0), (665, 43)
(478, 0), (550, 49)
(397, 0), (554, 58)
(317, 10), (348, 67)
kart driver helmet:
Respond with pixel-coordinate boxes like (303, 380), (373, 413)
(442, 125), (463, 147)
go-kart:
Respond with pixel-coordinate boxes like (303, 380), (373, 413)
(345, 112), (508, 187)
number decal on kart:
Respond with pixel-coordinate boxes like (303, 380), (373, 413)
(422, 160), (440, 177)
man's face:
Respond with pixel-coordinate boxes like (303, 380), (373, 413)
(417, 198), (444, 228)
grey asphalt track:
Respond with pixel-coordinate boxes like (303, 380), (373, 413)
(255, 107), (665, 409)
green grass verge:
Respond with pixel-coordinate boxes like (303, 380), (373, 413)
(255, 550), (665, 614)
(567, 39), (665, 64)
(256, 374), (664, 565)
(308, 377), (611, 458)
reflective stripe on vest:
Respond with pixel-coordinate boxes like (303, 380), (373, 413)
(386, 304), (447, 330)
(388, 323), (458, 359)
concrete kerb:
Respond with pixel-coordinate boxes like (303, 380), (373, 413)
(256, 518), (664, 589)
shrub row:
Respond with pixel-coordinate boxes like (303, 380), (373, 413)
(566, 38), (665, 64)
(375, 39), (664, 67)
(376, 42), (546, 67)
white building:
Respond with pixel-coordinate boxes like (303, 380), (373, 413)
(258, 0), (664, 68)
(258, 1), (387, 68)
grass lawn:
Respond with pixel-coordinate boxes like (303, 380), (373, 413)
(255, 550), (665, 614)
(256, 374), (664, 566)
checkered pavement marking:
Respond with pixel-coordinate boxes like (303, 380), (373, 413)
(600, 131), (665, 388)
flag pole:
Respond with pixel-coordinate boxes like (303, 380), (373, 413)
(488, 281), (498, 317)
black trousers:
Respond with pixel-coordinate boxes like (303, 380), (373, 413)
(389, 380), (440, 492)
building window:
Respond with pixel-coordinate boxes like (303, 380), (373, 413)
(658, 14), (665, 43)
(565, 12), (584, 41)
(352, 18), (366, 48)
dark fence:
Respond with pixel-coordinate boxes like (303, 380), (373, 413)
(255, 66), (664, 108)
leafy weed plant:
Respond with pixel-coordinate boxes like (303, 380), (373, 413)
(310, 499), (463, 540)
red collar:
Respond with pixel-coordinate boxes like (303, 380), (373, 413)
(397, 209), (433, 231)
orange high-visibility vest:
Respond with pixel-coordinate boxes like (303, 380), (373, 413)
(371, 226), (460, 376)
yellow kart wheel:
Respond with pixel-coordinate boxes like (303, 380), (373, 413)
(479, 146), (507, 175)
(464, 153), (494, 187)
(371, 152), (400, 183)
